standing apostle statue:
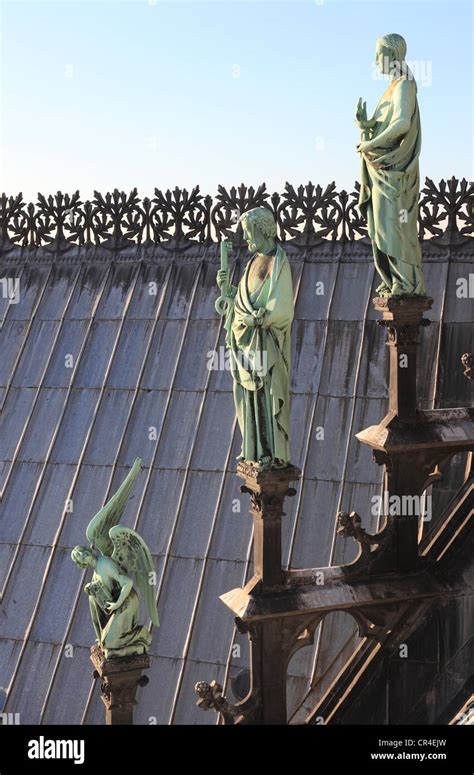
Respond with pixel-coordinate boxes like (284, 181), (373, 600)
(356, 33), (427, 297)
(216, 207), (294, 470)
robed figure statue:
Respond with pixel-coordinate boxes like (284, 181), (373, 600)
(216, 207), (294, 470)
(356, 33), (426, 297)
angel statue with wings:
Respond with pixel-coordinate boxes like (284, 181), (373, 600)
(71, 458), (159, 659)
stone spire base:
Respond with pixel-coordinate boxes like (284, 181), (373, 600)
(90, 645), (150, 725)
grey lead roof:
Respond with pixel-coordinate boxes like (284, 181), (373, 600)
(0, 240), (472, 724)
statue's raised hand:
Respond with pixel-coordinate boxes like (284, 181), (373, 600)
(242, 312), (256, 327)
(356, 97), (368, 126)
(356, 98), (376, 132)
(217, 268), (229, 291)
(253, 308), (265, 326)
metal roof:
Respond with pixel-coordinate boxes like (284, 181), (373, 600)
(0, 233), (472, 724)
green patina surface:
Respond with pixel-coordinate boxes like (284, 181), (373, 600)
(217, 207), (294, 470)
(357, 33), (427, 297)
(71, 458), (159, 658)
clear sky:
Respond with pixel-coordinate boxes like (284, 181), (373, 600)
(1, 0), (472, 201)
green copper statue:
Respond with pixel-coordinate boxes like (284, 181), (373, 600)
(216, 207), (294, 470)
(356, 33), (426, 297)
(71, 458), (159, 658)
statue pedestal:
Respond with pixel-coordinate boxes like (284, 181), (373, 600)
(237, 461), (301, 592)
(356, 296), (474, 573)
(90, 646), (150, 725)
(374, 295), (433, 422)
(227, 462), (301, 725)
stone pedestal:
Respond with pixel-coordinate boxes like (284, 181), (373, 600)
(90, 646), (150, 725)
(374, 295), (433, 423)
(237, 461), (301, 592)
(234, 462), (301, 724)
(356, 296), (474, 573)
(195, 463), (301, 725)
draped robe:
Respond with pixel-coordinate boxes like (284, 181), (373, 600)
(358, 75), (426, 295)
(225, 244), (293, 466)
(88, 570), (152, 658)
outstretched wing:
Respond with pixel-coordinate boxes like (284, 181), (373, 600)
(86, 458), (141, 556)
(109, 525), (159, 627)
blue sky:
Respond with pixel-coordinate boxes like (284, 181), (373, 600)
(1, 0), (472, 200)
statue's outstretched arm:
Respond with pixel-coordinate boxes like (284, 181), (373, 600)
(355, 98), (377, 135)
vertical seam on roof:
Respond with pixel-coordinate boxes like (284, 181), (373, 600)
(0, 264), (26, 345)
(0, 265), (22, 330)
(0, 265), (50, 417)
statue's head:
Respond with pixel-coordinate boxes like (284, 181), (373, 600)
(71, 545), (96, 569)
(375, 33), (407, 77)
(240, 207), (277, 254)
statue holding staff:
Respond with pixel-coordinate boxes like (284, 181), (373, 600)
(356, 33), (427, 297)
(216, 207), (294, 470)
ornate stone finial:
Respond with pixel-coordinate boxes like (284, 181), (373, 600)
(194, 681), (240, 725)
(336, 511), (379, 553)
(462, 353), (474, 380)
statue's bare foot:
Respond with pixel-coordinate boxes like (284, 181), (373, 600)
(376, 281), (391, 296)
(390, 283), (410, 298)
(257, 456), (272, 471)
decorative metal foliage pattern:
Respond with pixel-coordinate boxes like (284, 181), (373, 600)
(0, 177), (471, 253)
